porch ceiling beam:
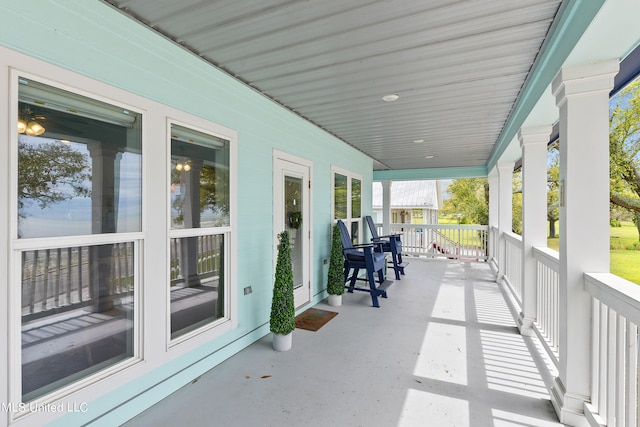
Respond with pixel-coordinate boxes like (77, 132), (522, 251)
(486, 0), (606, 171)
(373, 165), (487, 182)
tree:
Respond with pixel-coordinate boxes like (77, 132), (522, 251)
(171, 162), (230, 226)
(609, 79), (640, 240)
(443, 178), (489, 225)
(547, 142), (560, 238)
(512, 170), (522, 235)
(18, 139), (91, 216)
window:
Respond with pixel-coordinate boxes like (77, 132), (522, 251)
(332, 167), (362, 243)
(169, 123), (230, 340)
(15, 77), (142, 402)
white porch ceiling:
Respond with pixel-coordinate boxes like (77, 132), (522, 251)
(103, 0), (563, 171)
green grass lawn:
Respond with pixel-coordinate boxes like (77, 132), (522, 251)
(548, 221), (640, 285)
(439, 217), (640, 284)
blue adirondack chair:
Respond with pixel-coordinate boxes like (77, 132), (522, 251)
(365, 215), (407, 280)
(336, 220), (392, 307)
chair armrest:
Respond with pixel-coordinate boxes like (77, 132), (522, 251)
(352, 243), (376, 249)
(374, 233), (401, 239)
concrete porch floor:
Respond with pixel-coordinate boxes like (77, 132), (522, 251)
(125, 258), (564, 427)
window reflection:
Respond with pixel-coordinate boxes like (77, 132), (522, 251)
(352, 178), (361, 218)
(17, 78), (142, 238)
(16, 78), (140, 402)
(21, 243), (135, 401)
(170, 235), (225, 338)
(170, 125), (230, 229)
(334, 173), (347, 220)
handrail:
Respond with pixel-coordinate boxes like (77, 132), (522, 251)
(376, 222), (489, 261)
(532, 246), (559, 270)
(584, 272), (640, 425)
(585, 272), (640, 326)
(503, 231), (522, 245)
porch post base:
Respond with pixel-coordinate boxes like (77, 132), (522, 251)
(551, 377), (589, 427)
(516, 314), (536, 337)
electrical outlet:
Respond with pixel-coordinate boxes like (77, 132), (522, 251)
(323, 259), (328, 265)
(244, 286), (253, 295)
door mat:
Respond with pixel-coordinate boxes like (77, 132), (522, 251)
(295, 308), (338, 331)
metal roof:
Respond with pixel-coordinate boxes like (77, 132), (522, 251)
(372, 180), (438, 209)
(103, 0), (563, 172)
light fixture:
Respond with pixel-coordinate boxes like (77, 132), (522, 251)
(425, 155), (435, 159)
(175, 160), (192, 171)
(413, 139), (424, 143)
(382, 94), (399, 102)
(17, 108), (45, 136)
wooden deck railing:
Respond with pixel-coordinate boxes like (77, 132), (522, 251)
(503, 232), (523, 303)
(493, 228), (640, 425)
(375, 223), (489, 261)
(22, 235), (220, 321)
(533, 246), (560, 366)
(21, 243), (134, 321)
(584, 273), (640, 427)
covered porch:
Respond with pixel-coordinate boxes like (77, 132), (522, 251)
(2, 1), (640, 426)
(125, 258), (562, 427)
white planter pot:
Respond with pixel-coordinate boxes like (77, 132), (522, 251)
(272, 332), (292, 352)
(327, 294), (342, 307)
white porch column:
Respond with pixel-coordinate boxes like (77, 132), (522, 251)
(517, 126), (552, 336)
(551, 60), (618, 425)
(496, 162), (514, 280)
(488, 170), (499, 265)
(382, 180), (391, 234)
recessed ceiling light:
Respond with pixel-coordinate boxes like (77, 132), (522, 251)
(413, 139), (424, 143)
(382, 94), (399, 102)
(425, 155), (435, 159)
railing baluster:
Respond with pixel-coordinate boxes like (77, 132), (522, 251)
(78, 246), (86, 302)
(42, 249), (50, 310)
(29, 250), (39, 313)
(66, 247), (72, 305)
(124, 242), (131, 289)
(615, 314), (625, 426)
(55, 248), (61, 308)
(111, 244), (118, 295)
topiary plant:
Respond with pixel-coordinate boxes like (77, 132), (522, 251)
(327, 224), (344, 296)
(270, 230), (296, 336)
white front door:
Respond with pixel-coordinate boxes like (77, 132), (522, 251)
(274, 153), (311, 309)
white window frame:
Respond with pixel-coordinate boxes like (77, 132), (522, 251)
(8, 68), (145, 417)
(166, 117), (237, 348)
(1, 47), (238, 424)
(331, 166), (363, 243)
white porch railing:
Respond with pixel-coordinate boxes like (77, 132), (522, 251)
(490, 225), (499, 265)
(503, 232), (523, 303)
(533, 246), (560, 366)
(376, 223), (489, 261)
(584, 273), (640, 427)
(493, 227), (640, 426)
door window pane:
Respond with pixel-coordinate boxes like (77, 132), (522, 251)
(17, 78), (142, 238)
(334, 173), (347, 220)
(170, 124), (230, 229)
(285, 175), (303, 290)
(169, 234), (225, 339)
(21, 242), (135, 401)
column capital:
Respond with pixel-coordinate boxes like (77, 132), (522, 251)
(552, 59), (619, 106)
(496, 161), (514, 175)
(518, 125), (552, 148)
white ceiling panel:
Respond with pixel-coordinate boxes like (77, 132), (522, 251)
(104, 0), (563, 171)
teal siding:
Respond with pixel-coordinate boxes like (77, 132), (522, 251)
(0, 1), (372, 424)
